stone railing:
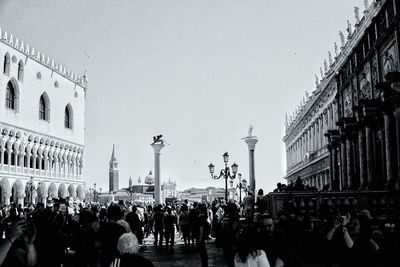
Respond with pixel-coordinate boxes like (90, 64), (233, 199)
(266, 190), (400, 222)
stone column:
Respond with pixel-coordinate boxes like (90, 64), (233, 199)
(358, 126), (367, 189)
(365, 123), (375, 188)
(345, 135), (354, 189)
(340, 137), (347, 190)
(395, 109), (400, 188)
(332, 142), (339, 190)
(383, 111), (395, 185)
(243, 135), (258, 196)
(151, 142), (165, 205)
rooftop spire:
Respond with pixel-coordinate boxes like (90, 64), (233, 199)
(111, 144), (116, 160)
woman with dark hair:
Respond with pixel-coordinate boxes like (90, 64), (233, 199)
(234, 224), (270, 267)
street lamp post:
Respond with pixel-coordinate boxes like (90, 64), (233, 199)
(229, 173), (248, 205)
(208, 152), (238, 202)
(93, 183), (98, 202)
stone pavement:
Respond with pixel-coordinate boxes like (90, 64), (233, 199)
(140, 232), (226, 267)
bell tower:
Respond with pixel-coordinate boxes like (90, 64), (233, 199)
(109, 144), (119, 192)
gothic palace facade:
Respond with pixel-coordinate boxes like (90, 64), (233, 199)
(0, 27), (86, 205)
(284, 0), (400, 191)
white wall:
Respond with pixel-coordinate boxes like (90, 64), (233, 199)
(0, 42), (85, 146)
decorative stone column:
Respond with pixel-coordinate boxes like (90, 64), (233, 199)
(383, 111), (395, 185)
(243, 127), (258, 196)
(358, 125), (367, 189)
(345, 135), (353, 189)
(151, 141), (165, 205)
(340, 137), (347, 190)
(365, 121), (375, 188)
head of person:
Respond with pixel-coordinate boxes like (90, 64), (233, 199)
(198, 203), (208, 216)
(107, 204), (122, 222)
(236, 224), (259, 263)
(117, 233), (140, 255)
(180, 204), (188, 212)
(257, 189), (264, 196)
(117, 220), (131, 233)
(260, 214), (274, 236)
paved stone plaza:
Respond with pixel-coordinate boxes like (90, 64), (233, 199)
(139, 233), (226, 267)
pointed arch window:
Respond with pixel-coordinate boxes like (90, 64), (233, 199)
(39, 95), (46, 120)
(64, 104), (73, 129)
(39, 93), (50, 121)
(3, 53), (10, 75)
(6, 81), (15, 109)
(18, 60), (24, 81)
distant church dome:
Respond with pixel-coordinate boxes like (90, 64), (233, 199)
(144, 170), (154, 185)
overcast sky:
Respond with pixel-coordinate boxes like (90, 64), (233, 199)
(0, 0), (366, 193)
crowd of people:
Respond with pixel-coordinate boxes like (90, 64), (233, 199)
(0, 189), (398, 267)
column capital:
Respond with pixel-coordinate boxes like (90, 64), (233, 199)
(243, 136), (258, 150)
(151, 142), (165, 154)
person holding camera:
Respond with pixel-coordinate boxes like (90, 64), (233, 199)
(326, 210), (379, 267)
(0, 215), (37, 267)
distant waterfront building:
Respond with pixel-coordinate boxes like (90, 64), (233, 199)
(109, 144), (119, 192)
(0, 27), (87, 205)
(178, 187), (225, 202)
(161, 178), (177, 203)
(284, 1), (400, 191)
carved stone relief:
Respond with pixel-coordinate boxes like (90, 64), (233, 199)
(343, 87), (353, 117)
(382, 44), (398, 77)
(358, 63), (372, 100)
(353, 77), (358, 105)
(371, 56), (379, 98)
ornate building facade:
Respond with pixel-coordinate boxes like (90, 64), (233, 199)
(0, 27), (87, 205)
(284, 0), (400, 191)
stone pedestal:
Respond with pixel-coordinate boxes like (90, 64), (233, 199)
(151, 142), (165, 205)
(243, 136), (258, 196)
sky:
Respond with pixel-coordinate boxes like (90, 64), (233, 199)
(0, 0), (367, 193)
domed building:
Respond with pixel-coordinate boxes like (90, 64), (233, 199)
(144, 170), (155, 185)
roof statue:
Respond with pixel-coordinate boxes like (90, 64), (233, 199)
(315, 74), (320, 86)
(364, 0), (369, 11)
(328, 51), (333, 66)
(346, 20), (352, 37)
(324, 59), (328, 73)
(354, 6), (360, 24)
(285, 113), (288, 128)
(334, 42), (339, 57)
(339, 31), (345, 47)
(305, 90), (309, 100)
(320, 67), (324, 79)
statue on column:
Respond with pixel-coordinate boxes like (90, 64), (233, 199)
(248, 125), (254, 137)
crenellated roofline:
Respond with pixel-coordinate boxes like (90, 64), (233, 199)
(0, 26), (87, 89)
